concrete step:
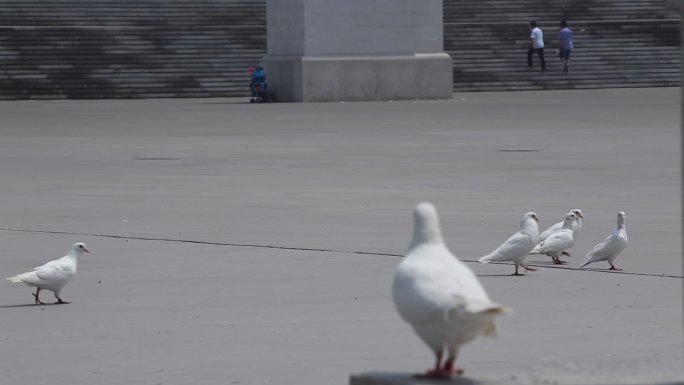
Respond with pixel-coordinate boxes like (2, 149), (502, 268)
(0, 0), (679, 98)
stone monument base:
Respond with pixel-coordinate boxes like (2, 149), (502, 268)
(262, 53), (453, 102)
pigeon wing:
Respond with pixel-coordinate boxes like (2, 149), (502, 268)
(481, 232), (534, 263)
(539, 221), (562, 241)
(581, 232), (627, 267)
(31, 259), (59, 272)
(542, 230), (574, 251)
(31, 262), (74, 286)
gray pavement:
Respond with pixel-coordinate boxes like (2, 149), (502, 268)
(0, 88), (682, 385)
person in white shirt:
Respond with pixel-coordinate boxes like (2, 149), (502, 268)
(527, 21), (546, 71)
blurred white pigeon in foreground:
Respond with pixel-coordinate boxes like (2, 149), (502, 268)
(479, 212), (540, 276)
(539, 209), (583, 242)
(580, 212), (628, 270)
(392, 202), (509, 378)
(530, 213), (578, 264)
(6, 242), (90, 304)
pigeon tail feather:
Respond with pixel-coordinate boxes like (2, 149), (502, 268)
(6, 275), (24, 283)
(467, 301), (512, 315)
(579, 258), (592, 269)
(480, 306), (512, 316)
(482, 323), (498, 337)
(529, 247), (543, 255)
(477, 306), (511, 337)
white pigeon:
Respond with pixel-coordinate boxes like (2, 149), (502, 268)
(392, 202), (509, 378)
(6, 242), (90, 304)
(539, 208), (583, 242)
(479, 212), (540, 276)
(580, 212), (628, 270)
(529, 213), (578, 264)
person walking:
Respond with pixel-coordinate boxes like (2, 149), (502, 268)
(527, 21), (546, 71)
(557, 20), (574, 72)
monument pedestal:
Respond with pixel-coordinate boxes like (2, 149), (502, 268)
(263, 0), (452, 102)
(263, 53), (452, 102)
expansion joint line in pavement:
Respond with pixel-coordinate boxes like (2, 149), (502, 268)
(0, 227), (401, 257)
(1, 227), (682, 279)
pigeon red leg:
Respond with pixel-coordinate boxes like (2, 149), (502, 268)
(442, 351), (465, 375)
(416, 351), (451, 379)
(553, 257), (568, 265)
(608, 264), (622, 271)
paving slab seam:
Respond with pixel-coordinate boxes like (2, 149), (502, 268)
(0, 227), (402, 257)
(2, 227), (681, 279)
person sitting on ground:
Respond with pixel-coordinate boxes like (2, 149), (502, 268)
(249, 66), (266, 98)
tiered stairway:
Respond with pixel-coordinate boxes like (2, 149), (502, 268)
(0, 0), (266, 99)
(0, 0), (680, 99)
(444, 0), (681, 91)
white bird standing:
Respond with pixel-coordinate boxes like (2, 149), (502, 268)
(539, 208), (583, 243)
(392, 202), (509, 378)
(529, 213), (578, 264)
(6, 242), (90, 304)
(580, 212), (628, 270)
(479, 212), (540, 276)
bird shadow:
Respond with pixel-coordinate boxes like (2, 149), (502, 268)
(361, 372), (481, 385)
(476, 274), (526, 277)
(0, 303), (63, 308)
(527, 260), (573, 266)
(197, 101), (253, 105)
(579, 267), (618, 272)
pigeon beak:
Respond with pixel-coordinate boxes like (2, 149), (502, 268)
(84, 248), (90, 254)
(534, 216), (539, 222)
(578, 213), (584, 219)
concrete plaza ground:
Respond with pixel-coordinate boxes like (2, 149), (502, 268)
(0, 88), (681, 385)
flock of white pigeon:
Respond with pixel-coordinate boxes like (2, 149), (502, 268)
(5, 202), (628, 378)
(392, 202), (628, 378)
(478, 207), (628, 275)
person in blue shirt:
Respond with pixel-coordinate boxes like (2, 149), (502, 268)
(557, 20), (574, 73)
(250, 66), (266, 98)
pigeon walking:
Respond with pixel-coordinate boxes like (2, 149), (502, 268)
(530, 213), (578, 264)
(392, 203), (509, 378)
(580, 212), (627, 270)
(6, 242), (90, 304)
(479, 212), (540, 275)
(539, 209), (583, 245)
